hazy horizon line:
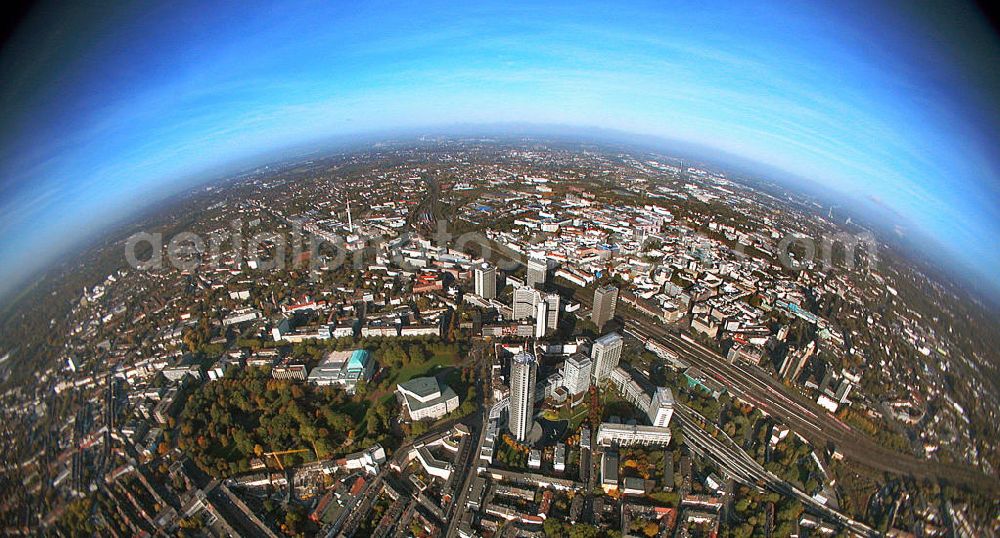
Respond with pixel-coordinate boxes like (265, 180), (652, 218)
(1, 123), (997, 312)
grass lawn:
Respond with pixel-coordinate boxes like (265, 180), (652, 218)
(394, 351), (460, 384)
(551, 403), (590, 432)
(369, 347), (462, 402)
(566, 407), (590, 432)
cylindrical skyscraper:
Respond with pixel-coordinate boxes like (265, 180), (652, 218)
(508, 351), (537, 442)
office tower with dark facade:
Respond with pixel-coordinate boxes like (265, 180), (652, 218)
(592, 284), (619, 329)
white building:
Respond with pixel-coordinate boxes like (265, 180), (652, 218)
(609, 367), (652, 411)
(474, 263), (497, 299)
(528, 449), (542, 469)
(535, 300), (548, 338)
(339, 444), (387, 475)
(553, 444), (566, 472)
(596, 423), (672, 447)
(307, 349), (375, 393)
(513, 286), (538, 320)
(514, 286), (559, 333)
(397, 377), (460, 421)
(648, 387), (674, 427)
(223, 308), (260, 326)
(412, 447), (453, 481)
(591, 332), (623, 382)
(509, 352), (538, 442)
(560, 353), (592, 396)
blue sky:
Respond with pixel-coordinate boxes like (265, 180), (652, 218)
(0, 0), (998, 300)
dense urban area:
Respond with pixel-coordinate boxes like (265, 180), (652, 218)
(0, 138), (997, 537)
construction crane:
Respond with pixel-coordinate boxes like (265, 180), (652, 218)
(263, 448), (312, 505)
(263, 448), (310, 471)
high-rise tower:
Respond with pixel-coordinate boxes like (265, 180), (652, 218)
(474, 263), (496, 299)
(526, 258), (547, 289)
(534, 301), (548, 338)
(513, 286), (539, 320)
(561, 353), (593, 395)
(509, 351), (538, 442)
(592, 284), (619, 330)
(591, 332), (624, 383)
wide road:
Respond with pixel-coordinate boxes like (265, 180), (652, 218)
(445, 343), (491, 538)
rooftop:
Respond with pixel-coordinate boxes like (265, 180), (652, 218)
(595, 332), (622, 346)
(347, 349), (370, 370)
(398, 376), (442, 399)
(513, 351), (536, 365)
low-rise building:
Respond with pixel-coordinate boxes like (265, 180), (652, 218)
(601, 451), (619, 493)
(272, 359), (308, 381)
(397, 376), (460, 421)
(553, 444), (566, 472)
(528, 449), (542, 469)
(308, 349), (375, 393)
(596, 423), (672, 447)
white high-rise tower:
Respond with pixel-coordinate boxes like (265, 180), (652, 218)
(535, 300), (548, 338)
(591, 332), (624, 382)
(474, 263), (496, 299)
(561, 353), (592, 395)
(509, 351), (537, 442)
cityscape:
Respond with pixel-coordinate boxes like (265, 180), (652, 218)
(1, 1), (999, 537)
(0, 138), (996, 537)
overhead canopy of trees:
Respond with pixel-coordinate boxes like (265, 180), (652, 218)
(175, 367), (373, 477)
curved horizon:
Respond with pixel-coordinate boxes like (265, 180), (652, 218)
(1, 0), (998, 301)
